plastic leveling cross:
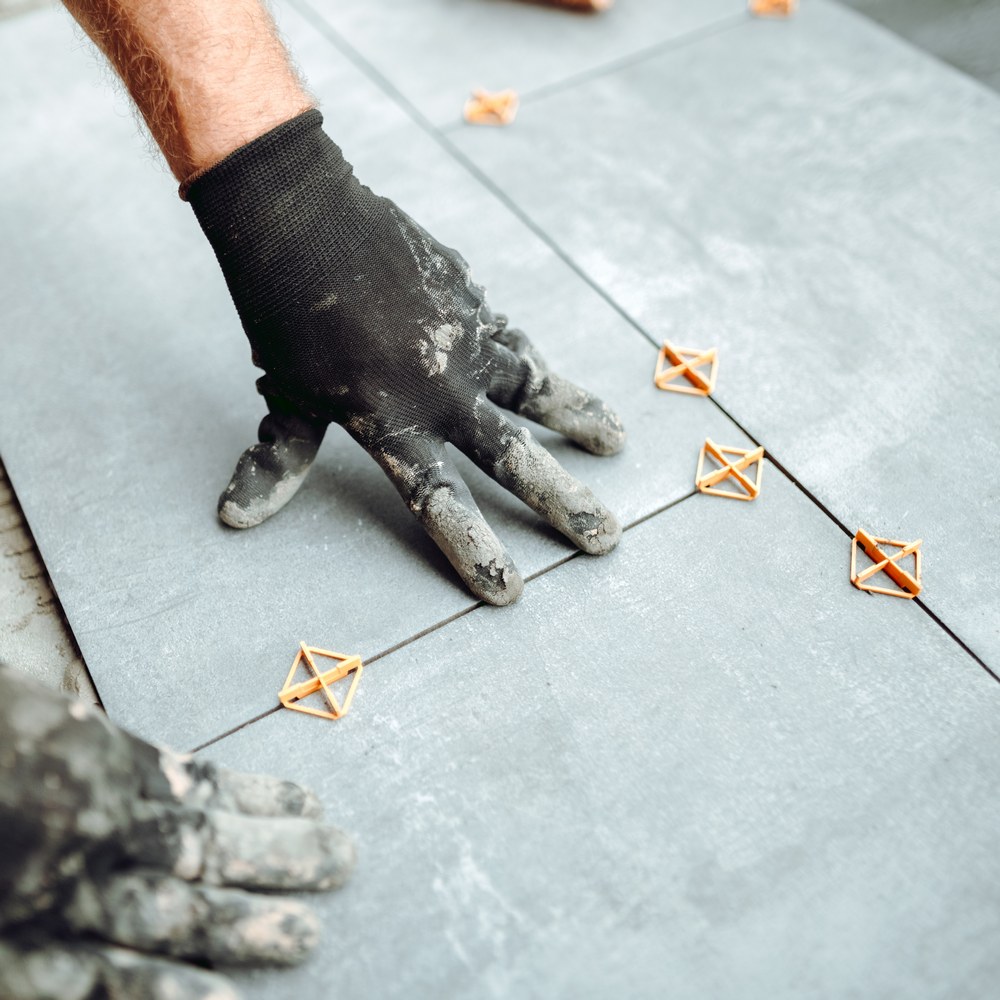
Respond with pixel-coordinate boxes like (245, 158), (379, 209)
(463, 89), (519, 126)
(749, 0), (798, 17)
(695, 438), (764, 500)
(654, 340), (718, 396)
(850, 529), (922, 599)
(279, 643), (364, 721)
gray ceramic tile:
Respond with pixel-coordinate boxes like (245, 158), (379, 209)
(449, 0), (1000, 666)
(291, 0), (744, 128)
(0, 5), (745, 749)
(208, 467), (1000, 1000)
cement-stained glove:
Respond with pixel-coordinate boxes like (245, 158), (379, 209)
(186, 110), (625, 606)
(0, 666), (354, 1000)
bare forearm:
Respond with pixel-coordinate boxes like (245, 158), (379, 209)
(62, 0), (312, 182)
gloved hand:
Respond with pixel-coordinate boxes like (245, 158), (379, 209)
(0, 666), (354, 1000)
(186, 110), (624, 606)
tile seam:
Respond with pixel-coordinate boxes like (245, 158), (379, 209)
(289, 0), (748, 135)
(705, 398), (999, 683)
(194, 421), (998, 754)
(436, 11), (750, 133)
(190, 488), (701, 752)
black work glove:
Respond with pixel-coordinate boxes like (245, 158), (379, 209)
(0, 666), (354, 1000)
(186, 110), (624, 605)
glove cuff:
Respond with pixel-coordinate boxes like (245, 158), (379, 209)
(183, 106), (378, 331)
(180, 108), (325, 201)
(181, 107), (387, 415)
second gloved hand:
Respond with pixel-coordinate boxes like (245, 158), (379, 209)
(0, 667), (354, 1000)
(187, 110), (625, 605)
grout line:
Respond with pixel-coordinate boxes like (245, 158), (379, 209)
(365, 603), (483, 666)
(624, 488), (699, 532)
(446, 106), (1000, 681)
(908, 599), (999, 683)
(291, 0), (747, 133)
(447, 140), (661, 347)
(437, 12), (749, 133)
(434, 150), (998, 677)
(759, 445), (999, 683)
(193, 488), (705, 752)
(525, 551), (578, 583)
(190, 706), (280, 754)
(702, 395), (999, 683)
(194, 411), (996, 753)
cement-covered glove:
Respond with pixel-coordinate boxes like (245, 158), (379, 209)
(186, 110), (624, 606)
(0, 666), (354, 1000)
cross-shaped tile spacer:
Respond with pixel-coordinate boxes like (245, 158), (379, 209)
(654, 340), (719, 395)
(850, 530), (922, 599)
(749, 0), (798, 17)
(279, 642), (364, 721)
(695, 438), (765, 500)
(463, 89), (520, 126)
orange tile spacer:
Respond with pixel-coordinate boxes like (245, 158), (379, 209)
(850, 529), (922, 599)
(278, 642), (364, 721)
(463, 89), (519, 127)
(749, 0), (797, 16)
(695, 438), (764, 501)
(654, 340), (719, 396)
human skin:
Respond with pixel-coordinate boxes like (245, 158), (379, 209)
(61, 0), (312, 183)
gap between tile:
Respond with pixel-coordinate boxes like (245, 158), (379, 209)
(189, 487), (700, 754)
(289, 0), (747, 135)
(437, 11), (750, 133)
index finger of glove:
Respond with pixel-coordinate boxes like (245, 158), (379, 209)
(486, 325), (625, 456)
(126, 801), (356, 891)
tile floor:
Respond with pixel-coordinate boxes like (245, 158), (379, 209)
(216, 469), (1000, 1000)
(1, 0), (999, 995)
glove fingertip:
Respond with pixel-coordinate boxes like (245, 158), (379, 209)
(585, 417), (626, 457)
(218, 461), (309, 529)
(473, 561), (525, 606)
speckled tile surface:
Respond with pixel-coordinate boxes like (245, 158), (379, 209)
(210, 467), (999, 1000)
